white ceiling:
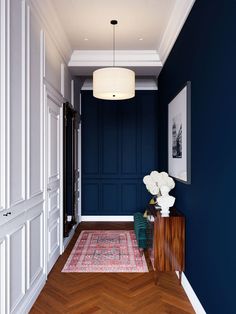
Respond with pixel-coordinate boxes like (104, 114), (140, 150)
(50, 0), (175, 51)
(47, 0), (196, 76)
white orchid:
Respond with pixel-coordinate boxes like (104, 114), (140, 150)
(143, 171), (175, 196)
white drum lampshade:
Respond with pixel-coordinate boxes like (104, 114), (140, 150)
(93, 67), (135, 100)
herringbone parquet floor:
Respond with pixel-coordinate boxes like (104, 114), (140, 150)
(30, 222), (195, 314)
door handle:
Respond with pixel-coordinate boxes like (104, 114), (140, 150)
(47, 187), (52, 191)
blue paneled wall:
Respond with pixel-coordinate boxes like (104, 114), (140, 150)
(81, 90), (158, 215)
(158, 1), (236, 313)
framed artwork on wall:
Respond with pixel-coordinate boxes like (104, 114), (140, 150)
(168, 81), (191, 184)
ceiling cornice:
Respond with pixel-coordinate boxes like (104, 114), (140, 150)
(158, 0), (196, 64)
(69, 50), (162, 67)
(29, 0), (72, 63)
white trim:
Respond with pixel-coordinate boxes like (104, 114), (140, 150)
(81, 216), (134, 222)
(176, 271), (206, 314)
(158, 0), (196, 64)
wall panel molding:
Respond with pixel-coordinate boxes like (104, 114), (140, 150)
(82, 91), (157, 216)
(27, 212), (43, 289)
(5, 0), (10, 209)
(0, 0), (7, 211)
(0, 238), (6, 314)
(8, 224), (26, 313)
(9, 0), (26, 207)
(26, 6), (44, 199)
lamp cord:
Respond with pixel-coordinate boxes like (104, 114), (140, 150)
(113, 23), (115, 67)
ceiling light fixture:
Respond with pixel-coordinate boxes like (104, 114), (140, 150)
(93, 20), (135, 100)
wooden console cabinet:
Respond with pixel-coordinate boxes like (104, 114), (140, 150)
(148, 206), (185, 284)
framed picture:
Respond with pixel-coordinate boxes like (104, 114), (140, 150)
(168, 81), (191, 184)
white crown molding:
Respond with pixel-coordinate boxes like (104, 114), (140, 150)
(176, 271), (206, 314)
(81, 78), (157, 91)
(28, 0), (72, 63)
(69, 50), (162, 68)
(158, 0), (196, 64)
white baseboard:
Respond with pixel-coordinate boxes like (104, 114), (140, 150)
(81, 215), (134, 222)
(63, 222), (79, 251)
(176, 271), (206, 314)
(15, 273), (46, 314)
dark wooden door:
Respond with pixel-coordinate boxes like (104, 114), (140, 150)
(81, 90), (158, 216)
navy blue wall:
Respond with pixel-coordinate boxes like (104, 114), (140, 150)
(82, 90), (158, 215)
(158, 1), (236, 313)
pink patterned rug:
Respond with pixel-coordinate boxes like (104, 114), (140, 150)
(62, 230), (148, 273)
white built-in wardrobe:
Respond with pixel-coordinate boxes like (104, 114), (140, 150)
(0, 1), (81, 313)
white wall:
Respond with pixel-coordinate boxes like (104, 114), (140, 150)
(0, 0), (73, 313)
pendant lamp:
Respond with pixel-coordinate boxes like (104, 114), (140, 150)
(93, 20), (135, 100)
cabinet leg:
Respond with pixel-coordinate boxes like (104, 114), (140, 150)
(179, 271), (182, 285)
(154, 270), (158, 285)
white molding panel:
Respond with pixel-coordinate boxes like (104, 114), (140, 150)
(176, 271), (206, 314)
(8, 224), (26, 313)
(45, 32), (64, 93)
(9, 0), (26, 207)
(47, 218), (60, 273)
(45, 90), (62, 274)
(28, 6), (44, 199)
(27, 211), (43, 289)
(158, 0), (196, 64)
(0, 0), (7, 211)
(0, 238), (6, 314)
(5, 0), (10, 211)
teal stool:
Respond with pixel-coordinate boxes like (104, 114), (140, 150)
(133, 212), (150, 251)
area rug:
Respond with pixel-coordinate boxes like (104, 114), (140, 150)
(62, 230), (148, 273)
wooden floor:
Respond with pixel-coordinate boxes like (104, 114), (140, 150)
(31, 222), (194, 314)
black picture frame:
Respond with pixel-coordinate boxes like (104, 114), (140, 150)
(168, 81), (191, 184)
